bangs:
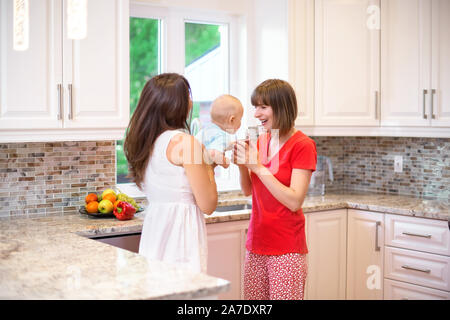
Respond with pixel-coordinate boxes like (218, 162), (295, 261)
(251, 87), (271, 106)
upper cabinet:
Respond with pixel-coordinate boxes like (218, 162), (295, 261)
(289, 0), (315, 126)
(431, 0), (450, 126)
(0, 0), (129, 142)
(290, 0), (450, 137)
(381, 0), (450, 127)
(314, 0), (380, 126)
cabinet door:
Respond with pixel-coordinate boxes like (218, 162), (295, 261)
(381, 0), (431, 126)
(347, 209), (384, 300)
(62, 0), (129, 129)
(305, 209), (347, 300)
(431, 0), (450, 127)
(314, 0), (380, 126)
(0, 0), (62, 130)
(206, 220), (248, 300)
(289, 0), (314, 126)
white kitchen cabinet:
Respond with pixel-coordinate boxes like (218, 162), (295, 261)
(381, 0), (450, 127)
(314, 0), (380, 126)
(383, 213), (450, 299)
(305, 209), (347, 300)
(430, 0), (450, 126)
(206, 220), (248, 300)
(0, 0), (129, 142)
(346, 209), (384, 300)
(288, 0), (315, 126)
(384, 278), (450, 300)
(0, 0), (62, 130)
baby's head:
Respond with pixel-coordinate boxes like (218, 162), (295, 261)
(210, 94), (243, 134)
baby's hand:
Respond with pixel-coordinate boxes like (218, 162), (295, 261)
(206, 149), (230, 169)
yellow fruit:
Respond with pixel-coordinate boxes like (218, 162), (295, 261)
(101, 188), (116, 199)
(98, 199), (114, 214)
(85, 201), (99, 213)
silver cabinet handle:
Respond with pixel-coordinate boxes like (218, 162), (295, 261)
(423, 89), (428, 119)
(375, 221), (381, 251)
(57, 84), (63, 120)
(68, 84), (73, 120)
(402, 232), (431, 239)
(401, 265), (431, 274)
(431, 89), (436, 119)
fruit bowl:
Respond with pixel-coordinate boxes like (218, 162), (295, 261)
(79, 207), (114, 218)
(79, 206), (144, 218)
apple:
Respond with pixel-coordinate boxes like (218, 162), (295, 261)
(98, 199), (114, 214)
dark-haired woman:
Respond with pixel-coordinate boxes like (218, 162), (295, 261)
(124, 73), (219, 273)
(232, 79), (317, 299)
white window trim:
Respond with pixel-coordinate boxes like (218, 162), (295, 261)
(121, 2), (247, 195)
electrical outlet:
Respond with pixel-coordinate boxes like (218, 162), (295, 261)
(394, 155), (403, 173)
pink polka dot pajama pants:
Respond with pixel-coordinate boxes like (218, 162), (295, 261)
(243, 250), (307, 300)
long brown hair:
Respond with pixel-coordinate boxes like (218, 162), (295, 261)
(251, 79), (298, 136)
(124, 73), (192, 188)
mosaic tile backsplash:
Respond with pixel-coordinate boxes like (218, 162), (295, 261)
(312, 136), (450, 200)
(0, 141), (116, 217)
(0, 137), (448, 217)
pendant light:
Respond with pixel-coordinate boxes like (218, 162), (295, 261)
(67, 0), (87, 40)
(13, 0), (29, 51)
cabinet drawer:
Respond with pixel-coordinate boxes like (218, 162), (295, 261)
(384, 279), (450, 300)
(385, 214), (450, 256)
(385, 246), (450, 291)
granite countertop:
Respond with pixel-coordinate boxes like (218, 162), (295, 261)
(1, 192), (449, 299)
(0, 214), (229, 300)
(212, 192), (450, 223)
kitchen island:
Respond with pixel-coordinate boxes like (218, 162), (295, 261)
(0, 192), (448, 299)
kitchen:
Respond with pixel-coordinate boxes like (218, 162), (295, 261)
(0, 0), (449, 301)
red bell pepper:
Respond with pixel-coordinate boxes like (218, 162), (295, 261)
(113, 201), (136, 221)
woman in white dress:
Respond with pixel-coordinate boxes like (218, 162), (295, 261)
(124, 73), (223, 273)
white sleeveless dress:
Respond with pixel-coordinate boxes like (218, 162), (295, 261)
(138, 130), (208, 273)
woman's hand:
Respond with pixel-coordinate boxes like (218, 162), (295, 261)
(231, 140), (262, 173)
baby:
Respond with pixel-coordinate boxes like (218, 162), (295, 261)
(195, 94), (244, 168)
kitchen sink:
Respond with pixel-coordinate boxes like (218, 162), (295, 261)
(215, 203), (252, 212)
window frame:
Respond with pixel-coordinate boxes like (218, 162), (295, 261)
(120, 2), (246, 197)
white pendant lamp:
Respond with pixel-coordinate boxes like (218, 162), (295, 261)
(67, 0), (87, 40)
(13, 0), (29, 51)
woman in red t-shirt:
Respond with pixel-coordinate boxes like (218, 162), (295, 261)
(232, 79), (317, 300)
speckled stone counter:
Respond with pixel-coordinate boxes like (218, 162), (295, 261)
(1, 192), (449, 299)
(213, 192), (450, 222)
(0, 214), (229, 299)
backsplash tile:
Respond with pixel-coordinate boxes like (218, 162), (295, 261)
(312, 136), (450, 200)
(0, 141), (116, 217)
(0, 136), (448, 218)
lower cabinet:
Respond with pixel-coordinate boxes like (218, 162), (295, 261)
(206, 210), (448, 300)
(346, 209), (384, 300)
(206, 220), (249, 300)
(305, 209), (347, 299)
(383, 213), (450, 299)
(305, 208), (384, 300)
(384, 278), (450, 300)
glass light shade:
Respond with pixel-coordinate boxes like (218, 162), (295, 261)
(67, 0), (87, 40)
(13, 0), (29, 51)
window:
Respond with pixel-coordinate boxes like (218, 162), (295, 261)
(185, 21), (228, 136)
(117, 16), (161, 184)
(117, 4), (245, 195)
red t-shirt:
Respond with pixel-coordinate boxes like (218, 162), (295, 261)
(246, 130), (317, 255)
